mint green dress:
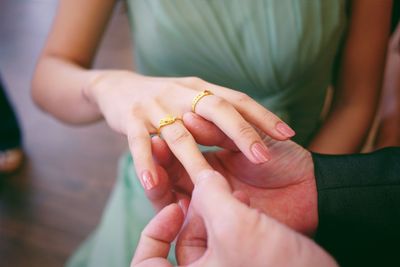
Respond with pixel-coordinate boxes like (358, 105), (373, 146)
(67, 1), (347, 266)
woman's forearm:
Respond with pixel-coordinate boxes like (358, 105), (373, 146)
(31, 0), (118, 124)
(308, 100), (377, 154)
(32, 55), (107, 124)
(308, 1), (392, 154)
(375, 23), (400, 149)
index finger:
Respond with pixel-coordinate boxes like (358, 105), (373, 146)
(131, 203), (184, 266)
(160, 122), (214, 182)
(192, 170), (245, 226)
(149, 108), (213, 183)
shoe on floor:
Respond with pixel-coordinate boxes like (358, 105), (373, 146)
(0, 148), (23, 174)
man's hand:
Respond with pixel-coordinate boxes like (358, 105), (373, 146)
(150, 112), (318, 235)
(131, 170), (337, 267)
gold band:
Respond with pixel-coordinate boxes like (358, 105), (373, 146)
(191, 90), (213, 113)
(157, 114), (182, 135)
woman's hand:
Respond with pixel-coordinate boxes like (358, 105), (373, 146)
(84, 70), (295, 193)
(150, 112), (317, 235)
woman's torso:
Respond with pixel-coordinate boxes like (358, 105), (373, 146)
(126, 0), (347, 145)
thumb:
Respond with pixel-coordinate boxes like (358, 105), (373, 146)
(131, 203), (184, 267)
(192, 170), (244, 226)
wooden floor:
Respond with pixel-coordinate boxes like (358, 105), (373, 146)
(0, 1), (133, 266)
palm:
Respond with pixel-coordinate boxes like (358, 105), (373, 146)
(215, 135), (312, 188)
(163, 137), (317, 234)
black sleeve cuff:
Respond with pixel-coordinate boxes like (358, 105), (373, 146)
(311, 147), (400, 266)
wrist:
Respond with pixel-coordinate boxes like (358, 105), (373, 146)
(82, 70), (138, 104)
(82, 70), (114, 104)
(375, 116), (400, 148)
(302, 150), (319, 236)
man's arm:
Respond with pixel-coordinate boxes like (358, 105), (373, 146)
(312, 147), (400, 267)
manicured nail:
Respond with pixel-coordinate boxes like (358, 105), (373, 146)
(251, 142), (270, 163)
(276, 122), (295, 138)
(141, 170), (156, 190)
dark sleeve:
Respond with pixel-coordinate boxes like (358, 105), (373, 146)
(312, 147), (400, 267)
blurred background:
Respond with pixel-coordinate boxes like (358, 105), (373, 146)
(0, 1), (131, 266)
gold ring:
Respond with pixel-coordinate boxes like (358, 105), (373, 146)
(191, 90), (213, 113)
(157, 114), (182, 135)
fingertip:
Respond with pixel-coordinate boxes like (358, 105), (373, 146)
(133, 202), (183, 266)
(140, 169), (159, 191)
(183, 111), (201, 122)
(183, 112), (209, 131)
(150, 135), (161, 145)
(192, 170), (241, 226)
(193, 170), (231, 197)
(250, 142), (271, 164)
(144, 202), (185, 239)
(275, 121), (296, 138)
(144, 165), (167, 194)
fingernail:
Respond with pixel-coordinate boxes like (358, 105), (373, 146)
(275, 122), (295, 138)
(178, 199), (188, 217)
(251, 142), (270, 163)
(141, 170), (156, 190)
(184, 112), (200, 120)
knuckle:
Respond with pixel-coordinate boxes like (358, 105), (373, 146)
(237, 121), (256, 138)
(167, 127), (191, 146)
(234, 92), (251, 104)
(158, 84), (176, 99)
(130, 103), (142, 115)
(185, 76), (204, 85)
(211, 97), (230, 109)
(151, 95), (164, 107)
(127, 130), (147, 147)
(261, 110), (276, 123)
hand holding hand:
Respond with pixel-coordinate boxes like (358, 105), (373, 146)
(151, 112), (317, 234)
(84, 71), (295, 195)
(131, 170), (337, 267)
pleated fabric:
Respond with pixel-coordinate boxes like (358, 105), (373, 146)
(129, 0), (347, 144)
(67, 1), (346, 266)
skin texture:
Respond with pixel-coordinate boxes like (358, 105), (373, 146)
(32, 0), (392, 194)
(85, 72), (293, 187)
(131, 170), (337, 267)
(32, 0), (295, 191)
(375, 22), (400, 149)
(309, 0), (392, 154)
(146, 113), (318, 236)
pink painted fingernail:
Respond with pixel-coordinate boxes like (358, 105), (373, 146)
(251, 142), (270, 163)
(276, 122), (295, 138)
(141, 170), (156, 190)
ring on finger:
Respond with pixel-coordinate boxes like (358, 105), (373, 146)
(191, 90), (213, 113)
(157, 114), (182, 135)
